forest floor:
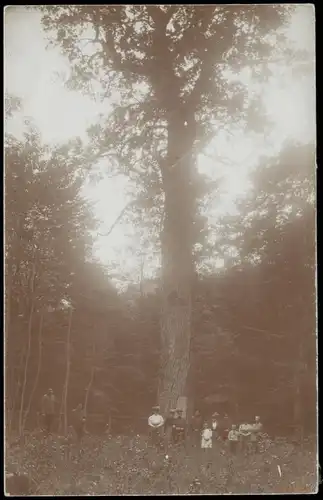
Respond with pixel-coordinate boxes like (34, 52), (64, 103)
(5, 431), (318, 495)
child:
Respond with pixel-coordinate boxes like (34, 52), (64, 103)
(228, 424), (240, 454)
(201, 422), (213, 451)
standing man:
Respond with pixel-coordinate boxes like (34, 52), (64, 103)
(191, 410), (203, 448)
(211, 412), (219, 442)
(250, 415), (263, 453)
(164, 409), (176, 449)
(221, 413), (230, 441)
(72, 403), (86, 442)
(148, 406), (164, 449)
(173, 409), (186, 447)
(239, 421), (252, 454)
(41, 388), (56, 435)
(228, 424), (240, 454)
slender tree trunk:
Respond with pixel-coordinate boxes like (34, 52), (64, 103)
(62, 308), (73, 435)
(8, 342), (27, 434)
(84, 344), (96, 421)
(158, 115), (196, 414)
(23, 311), (44, 430)
(18, 264), (36, 436)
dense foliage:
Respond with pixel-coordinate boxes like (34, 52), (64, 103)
(37, 4), (306, 414)
(5, 125), (316, 436)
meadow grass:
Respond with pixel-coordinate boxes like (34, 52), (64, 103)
(5, 431), (318, 495)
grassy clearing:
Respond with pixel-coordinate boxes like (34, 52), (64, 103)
(5, 432), (318, 495)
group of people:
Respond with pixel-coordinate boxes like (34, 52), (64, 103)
(41, 388), (86, 441)
(41, 388), (263, 455)
(148, 406), (264, 454)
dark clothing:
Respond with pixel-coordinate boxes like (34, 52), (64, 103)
(149, 427), (163, 448)
(221, 418), (230, 440)
(191, 415), (203, 433)
(229, 440), (239, 454)
(43, 413), (54, 434)
(173, 417), (186, 444)
(191, 429), (201, 447)
(165, 415), (176, 447)
(42, 394), (56, 414)
(72, 407), (86, 441)
(74, 419), (86, 441)
(164, 416), (176, 431)
(191, 415), (202, 447)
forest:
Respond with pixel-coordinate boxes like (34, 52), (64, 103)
(5, 4), (316, 495)
(5, 106), (316, 438)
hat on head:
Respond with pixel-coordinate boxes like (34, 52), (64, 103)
(212, 412), (219, 417)
(170, 409), (176, 413)
(152, 405), (160, 411)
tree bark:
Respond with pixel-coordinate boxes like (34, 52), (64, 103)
(23, 312), (44, 430)
(158, 115), (197, 414)
(84, 344), (96, 421)
(60, 308), (73, 435)
(18, 263), (36, 436)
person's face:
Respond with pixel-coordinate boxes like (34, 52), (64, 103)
(203, 423), (208, 429)
(255, 416), (260, 422)
(48, 389), (53, 395)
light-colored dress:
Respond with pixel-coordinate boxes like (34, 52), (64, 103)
(201, 428), (213, 448)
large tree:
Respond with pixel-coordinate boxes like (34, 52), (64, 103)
(41, 5), (294, 413)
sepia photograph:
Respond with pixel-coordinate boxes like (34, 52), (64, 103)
(4, 4), (316, 495)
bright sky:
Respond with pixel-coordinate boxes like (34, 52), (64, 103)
(4, 5), (315, 283)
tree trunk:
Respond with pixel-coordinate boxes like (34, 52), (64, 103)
(158, 115), (197, 414)
(84, 344), (96, 421)
(23, 311), (44, 430)
(18, 264), (36, 436)
(60, 308), (73, 435)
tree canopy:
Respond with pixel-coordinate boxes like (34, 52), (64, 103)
(38, 4), (303, 414)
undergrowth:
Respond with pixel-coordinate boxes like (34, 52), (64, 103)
(5, 431), (318, 495)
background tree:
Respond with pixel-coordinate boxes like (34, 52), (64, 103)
(191, 141), (316, 434)
(40, 4), (296, 413)
(5, 125), (106, 430)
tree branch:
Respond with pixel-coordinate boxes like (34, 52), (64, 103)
(97, 201), (136, 238)
(146, 5), (177, 28)
(101, 31), (148, 77)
